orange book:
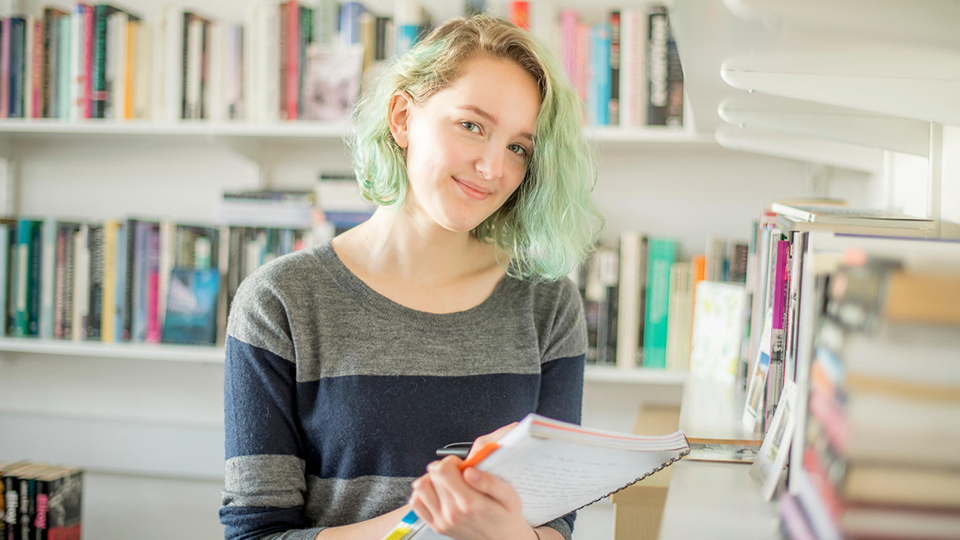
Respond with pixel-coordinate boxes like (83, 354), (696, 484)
(510, 1), (530, 31)
(124, 20), (136, 119)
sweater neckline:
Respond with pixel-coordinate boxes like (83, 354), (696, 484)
(318, 241), (516, 328)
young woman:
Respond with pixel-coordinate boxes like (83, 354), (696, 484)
(220, 15), (602, 540)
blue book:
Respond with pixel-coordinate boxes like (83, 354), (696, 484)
(642, 237), (676, 369)
(40, 217), (57, 339)
(339, 2), (367, 46)
(115, 222), (126, 343)
(161, 268), (220, 345)
(396, 24), (419, 55)
(9, 17), (26, 118)
(588, 23), (611, 126)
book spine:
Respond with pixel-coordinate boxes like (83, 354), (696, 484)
(9, 18), (25, 118)
(7, 224), (18, 336)
(637, 236), (648, 363)
(54, 226), (66, 339)
(43, 10), (55, 118)
(157, 221), (175, 331)
(199, 19), (209, 119)
(0, 224), (8, 338)
(24, 17), (32, 119)
(14, 219), (33, 337)
(58, 16), (71, 118)
(595, 248), (619, 365)
(286, 1), (299, 121)
(70, 5), (82, 120)
(114, 222), (125, 342)
(132, 220), (147, 342)
(642, 238), (676, 368)
(764, 239), (790, 430)
(86, 223), (103, 340)
(101, 220), (118, 342)
(646, 5), (668, 126)
(83, 5), (94, 119)
(299, 9), (312, 119)
(46, 471), (82, 540)
(27, 220), (41, 335)
(73, 225), (89, 340)
(608, 10), (620, 127)
(123, 20), (135, 119)
(62, 226), (76, 340)
(1, 18), (10, 120)
(40, 217), (57, 340)
(145, 224), (161, 343)
(16, 474), (37, 540)
(91, 5), (107, 118)
(665, 12), (683, 127)
(31, 18), (43, 118)
(616, 232), (642, 369)
(510, 1), (530, 31)
(558, 11), (577, 86)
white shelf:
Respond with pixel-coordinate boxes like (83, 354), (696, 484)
(0, 338), (225, 364)
(0, 120), (713, 146)
(583, 365), (688, 385)
(0, 339), (687, 383)
(715, 124), (884, 173)
(718, 94), (931, 157)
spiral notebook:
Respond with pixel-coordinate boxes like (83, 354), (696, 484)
(383, 413), (690, 540)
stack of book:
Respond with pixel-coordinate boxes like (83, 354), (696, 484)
(576, 232), (748, 370)
(0, 215), (308, 347)
(553, 3), (684, 128)
(0, 0), (414, 123)
(742, 200), (935, 432)
(782, 255), (960, 540)
(1, 461), (82, 540)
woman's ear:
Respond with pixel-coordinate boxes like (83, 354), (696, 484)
(388, 91), (413, 149)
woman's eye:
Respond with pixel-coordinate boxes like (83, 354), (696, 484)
(461, 121), (480, 133)
(509, 144), (528, 157)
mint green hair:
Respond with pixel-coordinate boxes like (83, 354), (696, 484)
(350, 15), (603, 281)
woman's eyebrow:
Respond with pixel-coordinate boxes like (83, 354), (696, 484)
(458, 105), (534, 142)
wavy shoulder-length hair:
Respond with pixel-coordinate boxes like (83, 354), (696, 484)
(350, 15), (603, 281)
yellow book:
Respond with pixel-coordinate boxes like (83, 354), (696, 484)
(125, 21), (138, 120)
(101, 220), (119, 342)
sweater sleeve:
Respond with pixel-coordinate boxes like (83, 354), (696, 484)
(219, 271), (323, 540)
(535, 278), (587, 540)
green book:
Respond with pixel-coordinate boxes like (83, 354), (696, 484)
(642, 238), (677, 369)
(15, 219), (43, 337)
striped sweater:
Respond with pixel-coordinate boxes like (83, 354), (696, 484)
(220, 242), (587, 540)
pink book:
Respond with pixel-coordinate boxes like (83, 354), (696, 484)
(286, 1), (299, 120)
(575, 22), (589, 118)
(1, 18), (10, 119)
(32, 19), (43, 118)
(83, 5), (94, 119)
(558, 11), (577, 85)
(145, 226), (161, 343)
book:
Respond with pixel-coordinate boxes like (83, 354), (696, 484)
(160, 268), (220, 345)
(304, 43), (363, 122)
(382, 413), (689, 540)
(689, 281), (748, 379)
(771, 203), (936, 230)
(642, 238), (676, 368)
(615, 232), (646, 369)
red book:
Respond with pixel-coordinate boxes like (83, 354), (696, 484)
(32, 19), (43, 118)
(83, 5), (94, 119)
(803, 445), (844, 523)
(510, 1), (530, 31)
(145, 226), (161, 343)
(286, 1), (299, 120)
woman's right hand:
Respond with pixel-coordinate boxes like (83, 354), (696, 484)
(467, 422), (518, 460)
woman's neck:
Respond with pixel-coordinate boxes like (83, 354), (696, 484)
(339, 205), (501, 287)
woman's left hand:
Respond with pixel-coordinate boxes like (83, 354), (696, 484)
(409, 455), (537, 540)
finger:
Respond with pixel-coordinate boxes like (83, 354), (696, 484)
(410, 476), (442, 524)
(468, 422), (519, 459)
(462, 467), (521, 511)
(409, 492), (435, 526)
(428, 457), (474, 512)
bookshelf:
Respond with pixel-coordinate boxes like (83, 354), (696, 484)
(2, 0), (928, 539)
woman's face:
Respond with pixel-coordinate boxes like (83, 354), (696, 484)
(391, 55), (541, 234)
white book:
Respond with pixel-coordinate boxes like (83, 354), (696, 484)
(616, 231), (644, 369)
(162, 5), (184, 121)
(224, 24), (242, 120)
(207, 21), (223, 122)
(619, 9), (646, 127)
(157, 220), (176, 329)
(665, 262), (693, 371)
(243, 6), (256, 121)
(134, 22), (152, 119)
(185, 15), (202, 119)
(39, 217), (57, 340)
(385, 414), (689, 540)
(72, 225), (89, 341)
(108, 11), (128, 121)
(70, 5), (83, 120)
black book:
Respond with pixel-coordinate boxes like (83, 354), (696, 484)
(608, 10), (620, 127)
(34, 468), (83, 540)
(645, 5), (669, 126)
(27, 222), (42, 336)
(120, 218), (138, 341)
(86, 224), (104, 340)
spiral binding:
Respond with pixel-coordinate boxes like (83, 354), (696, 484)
(561, 441), (692, 518)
